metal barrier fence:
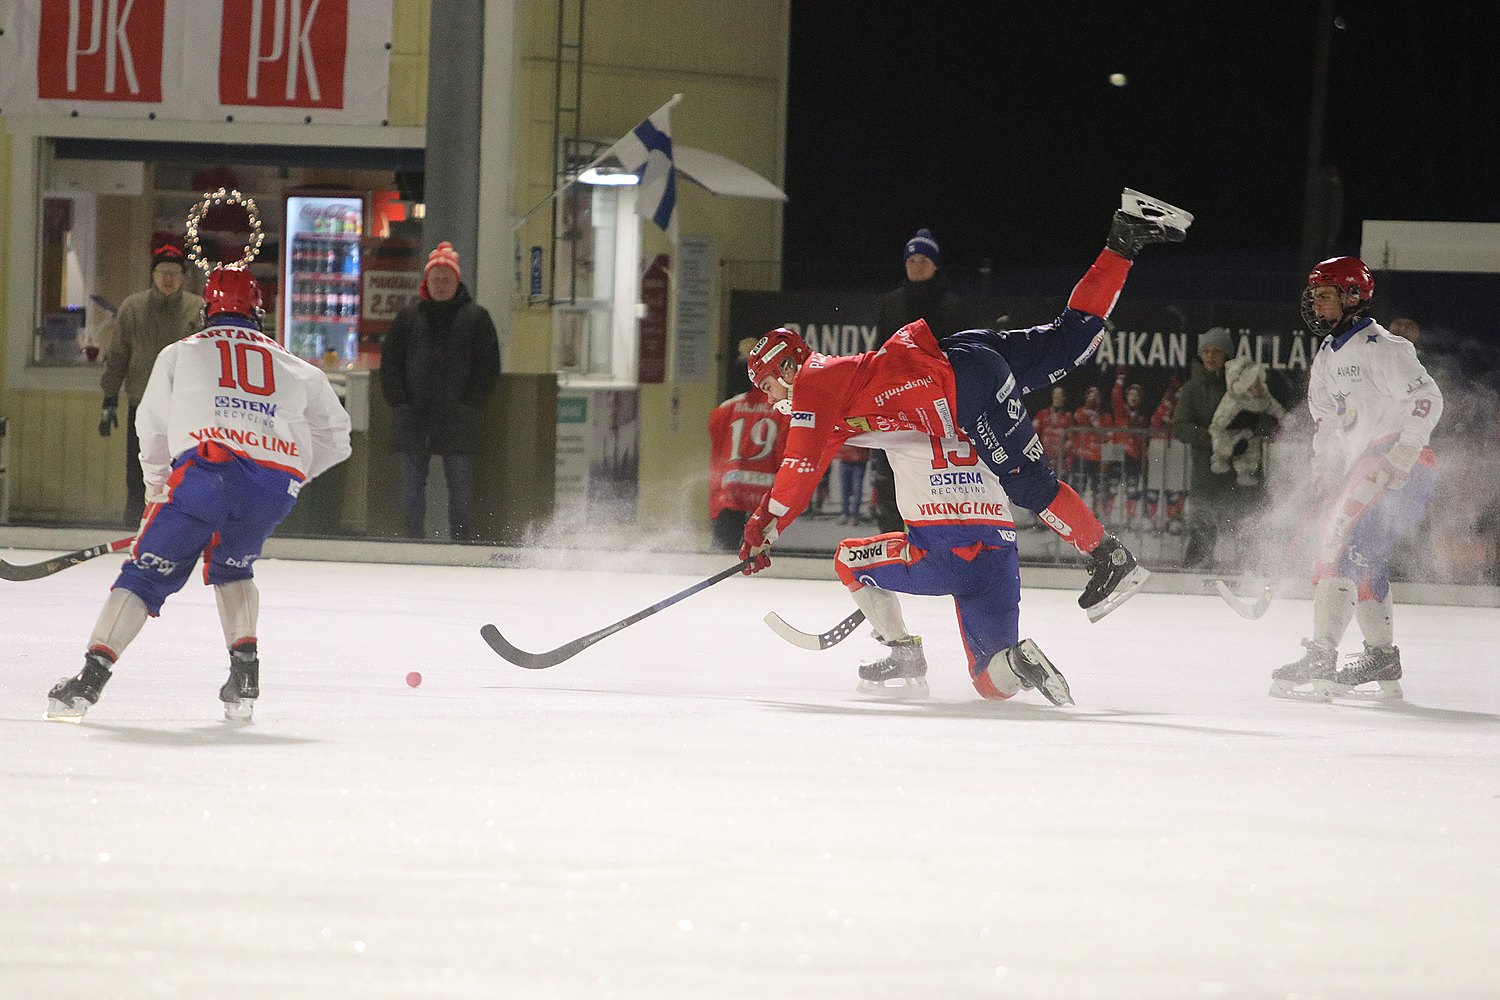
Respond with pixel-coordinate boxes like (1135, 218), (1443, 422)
(1016, 426), (1199, 567)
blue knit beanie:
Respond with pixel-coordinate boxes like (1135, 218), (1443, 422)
(904, 229), (941, 267)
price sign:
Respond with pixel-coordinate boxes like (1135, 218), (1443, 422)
(362, 270), (423, 325)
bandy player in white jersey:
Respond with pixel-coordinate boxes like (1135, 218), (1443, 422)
(1270, 256), (1443, 702)
(830, 429), (1073, 707)
(47, 267), (352, 722)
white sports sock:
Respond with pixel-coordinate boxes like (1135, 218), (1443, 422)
(1312, 576), (1356, 650)
(215, 579), (260, 649)
(88, 588), (149, 659)
(851, 586), (909, 643)
(1354, 595), (1395, 649)
(984, 646), (1024, 697)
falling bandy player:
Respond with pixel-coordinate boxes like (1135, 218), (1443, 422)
(1269, 256), (1443, 702)
(46, 267), (353, 723)
(826, 429), (1074, 706)
(741, 189), (1192, 622)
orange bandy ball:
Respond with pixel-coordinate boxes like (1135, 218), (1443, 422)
(405, 671), (422, 688)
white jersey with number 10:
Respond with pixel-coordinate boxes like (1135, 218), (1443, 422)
(135, 320), (353, 493)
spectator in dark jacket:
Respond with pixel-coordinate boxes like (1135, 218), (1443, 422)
(1173, 326), (1272, 569)
(378, 242), (500, 541)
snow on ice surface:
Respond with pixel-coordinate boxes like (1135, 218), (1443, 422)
(1, 551), (1498, 1000)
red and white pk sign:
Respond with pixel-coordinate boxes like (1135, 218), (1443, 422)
(36, 0), (166, 103)
(219, 0), (350, 108)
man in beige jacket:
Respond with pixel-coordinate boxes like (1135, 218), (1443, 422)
(99, 242), (203, 522)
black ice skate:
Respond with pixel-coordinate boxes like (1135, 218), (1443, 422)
(1078, 534), (1150, 622)
(1268, 639), (1337, 702)
(1328, 643), (1403, 702)
(46, 651), (114, 723)
(220, 643), (260, 722)
(1106, 189), (1193, 259)
(1005, 639), (1074, 707)
(857, 635), (929, 699)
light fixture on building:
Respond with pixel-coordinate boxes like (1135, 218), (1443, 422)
(578, 166), (639, 186)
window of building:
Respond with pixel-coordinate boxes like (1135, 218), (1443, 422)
(21, 139), (422, 379)
(551, 158), (646, 385)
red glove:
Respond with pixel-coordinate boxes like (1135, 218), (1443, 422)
(739, 505), (780, 575)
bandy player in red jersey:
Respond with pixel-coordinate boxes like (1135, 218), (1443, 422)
(741, 190), (1192, 622)
(707, 384), (789, 551)
(47, 267), (353, 723)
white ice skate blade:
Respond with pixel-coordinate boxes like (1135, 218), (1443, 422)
(1121, 188), (1194, 230)
(855, 678), (930, 700)
(1085, 566), (1150, 623)
(1268, 680), (1332, 703)
(1329, 680), (1403, 702)
(45, 699), (86, 722)
(222, 699), (255, 723)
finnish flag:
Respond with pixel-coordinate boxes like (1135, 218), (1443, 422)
(614, 103), (677, 235)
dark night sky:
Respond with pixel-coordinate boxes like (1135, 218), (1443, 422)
(782, 5), (1500, 302)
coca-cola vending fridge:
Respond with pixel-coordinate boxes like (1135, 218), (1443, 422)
(282, 194), (363, 367)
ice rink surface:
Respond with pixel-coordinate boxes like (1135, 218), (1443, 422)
(2, 549), (1498, 1000)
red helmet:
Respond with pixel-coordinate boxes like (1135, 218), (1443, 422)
(204, 266), (263, 322)
(1303, 256), (1373, 333)
(1307, 256), (1374, 300)
(746, 327), (811, 392)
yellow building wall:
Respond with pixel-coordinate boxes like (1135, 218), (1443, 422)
(509, 0), (789, 548)
(1, 0), (788, 546)
(0, 0), (432, 525)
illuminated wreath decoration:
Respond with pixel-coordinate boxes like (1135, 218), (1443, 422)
(184, 187), (265, 274)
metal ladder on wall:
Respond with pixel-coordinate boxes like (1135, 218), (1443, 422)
(549, 0), (586, 305)
(0, 416), (10, 524)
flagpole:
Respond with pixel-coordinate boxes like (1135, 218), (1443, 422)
(511, 94), (683, 231)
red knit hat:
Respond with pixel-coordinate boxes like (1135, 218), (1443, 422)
(424, 241), (460, 280)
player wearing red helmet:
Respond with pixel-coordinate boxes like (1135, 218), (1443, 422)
(202, 265), (264, 323)
(1269, 257), (1444, 703)
(742, 190), (1193, 621)
(47, 266), (353, 723)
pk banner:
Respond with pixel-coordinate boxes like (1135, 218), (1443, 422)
(0, 0), (391, 124)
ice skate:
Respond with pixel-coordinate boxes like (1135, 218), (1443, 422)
(1004, 639), (1074, 707)
(46, 651), (113, 723)
(219, 643), (260, 722)
(1108, 189), (1193, 259)
(1327, 642), (1403, 701)
(1268, 639), (1337, 702)
(1078, 533), (1150, 622)
(856, 635), (929, 698)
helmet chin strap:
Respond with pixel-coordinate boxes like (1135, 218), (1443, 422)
(768, 364), (797, 415)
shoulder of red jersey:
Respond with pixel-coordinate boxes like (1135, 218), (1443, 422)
(880, 318), (941, 354)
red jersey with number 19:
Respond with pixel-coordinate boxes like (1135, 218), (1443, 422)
(135, 319), (354, 496)
(765, 319), (959, 530)
(708, 386), (789, 518)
